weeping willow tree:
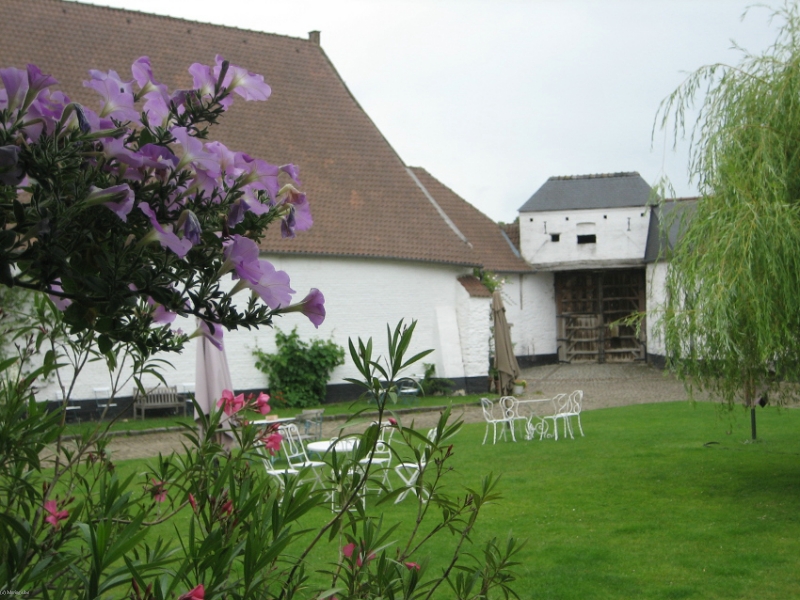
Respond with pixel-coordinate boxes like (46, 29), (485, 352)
(656, 3), (800, 435)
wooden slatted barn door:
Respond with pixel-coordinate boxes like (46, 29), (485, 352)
(555, 269), (646, 363)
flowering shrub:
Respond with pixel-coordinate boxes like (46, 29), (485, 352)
(0, 56), (323, 360)
(0, 57), (521, 598)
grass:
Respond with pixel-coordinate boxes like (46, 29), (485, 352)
(103, 401), (800, 598)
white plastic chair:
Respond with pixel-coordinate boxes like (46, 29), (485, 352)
(480, 398), (513, 444)
(393, 429), (437, 503)
(499, 396), (528, 442)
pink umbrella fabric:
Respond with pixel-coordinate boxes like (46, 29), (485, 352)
(194, 328), (236, 447)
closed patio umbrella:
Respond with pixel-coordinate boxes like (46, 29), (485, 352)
(492, 290), (520, 396)
(194, 327), (236, 447)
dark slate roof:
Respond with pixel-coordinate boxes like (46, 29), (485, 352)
(519, 172), (654, 213)
(408, 167), (530, 273)
(3, 0), (491, 268)
(644, 199), (698, 263)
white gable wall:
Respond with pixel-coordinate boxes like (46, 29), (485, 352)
(520, 206), (651, 270)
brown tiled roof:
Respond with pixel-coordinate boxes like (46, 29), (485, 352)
(457, 275), (491, 298)
(408, 167), (530, 273)
(3, 0), (485, 267)
(500, 222), (520, 252)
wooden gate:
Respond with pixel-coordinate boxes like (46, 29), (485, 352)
(555, 269), (646, 363)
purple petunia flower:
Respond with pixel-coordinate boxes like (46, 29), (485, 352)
(172, 127), (220, 175)
(180, 210), (202, 245)
(0, 67), (28, 112)
(197, 319), (224, 351)
(138, 203), (193, 258)
(273, 288), (325, 328)
(213, 55), (271, 102)
(85, 184), (135, 221)
(83, 70), (139, 122)
(277, 186), (313, 238)
(236, 152), (279, 200)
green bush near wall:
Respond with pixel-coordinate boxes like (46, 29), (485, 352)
(253, 327), (345, 407)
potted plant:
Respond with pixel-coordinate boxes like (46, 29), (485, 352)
(512, 379), (527, 395)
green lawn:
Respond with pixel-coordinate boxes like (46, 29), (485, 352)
(112, 401), (800, 599)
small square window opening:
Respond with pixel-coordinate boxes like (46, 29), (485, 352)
(577, 234), (596, 244)
(550, 234), (560, 242)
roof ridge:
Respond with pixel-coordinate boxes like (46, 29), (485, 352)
(548, 171), (640, 181)
(64, 0), (310, 43)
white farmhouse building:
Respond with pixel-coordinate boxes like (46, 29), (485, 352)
(4, 0), (530, 409)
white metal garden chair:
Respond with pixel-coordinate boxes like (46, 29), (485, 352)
(276, 423), (327, 490)
(562, 390), (585, 439)
(358, 421), (396, 491)
(480, 397), (513, 444)
(500, 396), (528, 442)
(393, 428), (437, 503)
(541, 393), (570, 440)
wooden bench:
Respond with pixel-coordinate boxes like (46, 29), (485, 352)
(133, 386), (187, 420)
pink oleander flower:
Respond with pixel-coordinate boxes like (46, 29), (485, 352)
(217, 389), (245, 415)
(150, 479), (168, 503)
(188, 493), (197, 513)
(220, 499), (233, 516)
(255, 392), (271, 415)
(388, 417), (398, 426)
(405, 562), (421, 571)
(342, 542), (375, 567)
(273, 288), (326, 328)
(43, 499), (69, 529)
(261, 431), (283, 455)
(178, 584), (205, 600)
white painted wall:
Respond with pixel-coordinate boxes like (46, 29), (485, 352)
(519, 206), (651, 270)
(36, 256), (484, 401)
(500, 272), (557, 359)
(646, 261), (669, 357)
(455, 285), (491, 380)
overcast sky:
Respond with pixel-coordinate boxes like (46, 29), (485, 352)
(76, 0), (779, 223)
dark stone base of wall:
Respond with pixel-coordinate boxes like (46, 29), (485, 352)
(517, 354), (559, 369)
(47, 374), (496, 420)
(46, 397), (195, 423)
(647, 353), (667, 370)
